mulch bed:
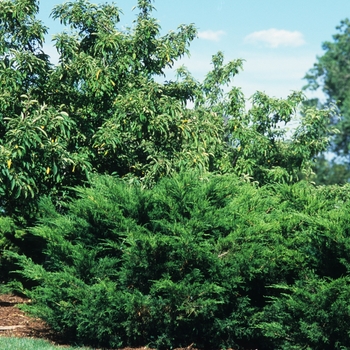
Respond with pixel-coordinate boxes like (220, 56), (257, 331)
(0, 294), (55, 340)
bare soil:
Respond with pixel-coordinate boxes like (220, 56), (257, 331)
(0, 294), (201, 350)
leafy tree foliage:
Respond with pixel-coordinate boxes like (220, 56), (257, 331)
(0, 0), (335, 217)
(0, 0), (91, 220)
(310, 154), (350, 185)
(10, 173), (350, 349)
(304, 19), (350, 157)
(304, 19), (350, 183)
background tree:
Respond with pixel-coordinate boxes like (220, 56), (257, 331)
(304, 18), (350, 184)
(0, 0), (336, 213)
(0, 0), (91, 221)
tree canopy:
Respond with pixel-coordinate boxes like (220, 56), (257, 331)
(304, 18), (350, 183)
(0, 0), (336, 221)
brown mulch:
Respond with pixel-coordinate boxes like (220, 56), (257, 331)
(0, 294), (55, 340)
(0, 294), (202, 350)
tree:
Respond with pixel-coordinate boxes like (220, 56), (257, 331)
(304, 19), (350, 183)
(0, 0), (335, 231)
(0, 0), (91, 220)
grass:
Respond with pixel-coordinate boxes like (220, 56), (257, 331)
(0, 337), (92, 350)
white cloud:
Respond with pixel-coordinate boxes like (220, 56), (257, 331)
(233, 52), (315, 98)
(244, 28), (306, 48)
(173, 50), (316, 98)
(198, 30), (226, 42)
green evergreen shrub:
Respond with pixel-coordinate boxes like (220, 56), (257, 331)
(259, 275), (350, 349)
(9, 172), (350, 349)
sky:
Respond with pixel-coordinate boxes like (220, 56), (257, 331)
(37, 0), (350, 101)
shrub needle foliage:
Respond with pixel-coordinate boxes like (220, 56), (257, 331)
(9, 173), (350, 349)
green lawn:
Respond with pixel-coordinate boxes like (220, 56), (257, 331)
(0, 337), (92, 350)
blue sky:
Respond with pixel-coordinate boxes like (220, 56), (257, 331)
(38, 0), (350, 100)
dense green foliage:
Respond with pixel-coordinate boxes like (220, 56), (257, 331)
(0, 0), (335, 215)
(9, 173), (350, 349)
(0, 0), (336, 261)
(304, 19), (350, 158)
(1, 1), (349, 349)
(304, 18), (350, 184)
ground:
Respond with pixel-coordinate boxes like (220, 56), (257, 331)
(0, 294), (200, 350)
(0, 294), (55, 340)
